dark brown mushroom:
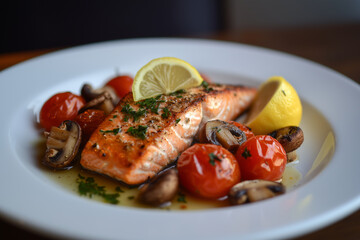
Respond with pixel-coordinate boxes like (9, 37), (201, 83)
(43, 120), (82, 169)
(228, 179), (285, 205)
(137, 168), (179, 206)
(199, 120), (246, 153)
(78, 91), (115, 115)
(81, 83), (119, 105)
(269, 126), (304, 153)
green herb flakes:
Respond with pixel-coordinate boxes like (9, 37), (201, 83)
(208, 153), (222, 166)
(126, 125), (148, 139)
(201, 81), (213, 93)
(77, 174), (119, 204)
(177, 192), (187, 203)
(161, 107), (171, 119)
(175, 118), (181, 124)
(100, 128), (120, 135)
(242, 147), (252, 159)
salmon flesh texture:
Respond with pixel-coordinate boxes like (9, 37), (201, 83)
(80, 84), (256, 185)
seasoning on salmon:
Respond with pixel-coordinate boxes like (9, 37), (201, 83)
(80, 84), (256, 185)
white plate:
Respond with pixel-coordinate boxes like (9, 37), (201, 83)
(1, 38), (359, 240)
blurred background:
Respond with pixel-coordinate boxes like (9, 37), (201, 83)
(2, 0), (360, 53)
(1, 1), (360, 240)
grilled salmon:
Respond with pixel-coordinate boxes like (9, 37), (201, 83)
(80, 84), (256, 185)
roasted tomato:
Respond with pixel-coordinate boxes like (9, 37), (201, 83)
(229, 121), (255, 139)
(106, 75), (133, 98)
(235, 135), (286, 181)
(74, 109), (106, 140)
(40, 92), (85, 131)
(177, 144), (241, 199)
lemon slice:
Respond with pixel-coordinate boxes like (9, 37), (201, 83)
(245, 76), (302, 135)
(132, 57), (203, 101)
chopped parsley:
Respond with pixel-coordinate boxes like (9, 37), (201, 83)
(242, 147), (252, 159)
(282, 90), (286, 96)
(100, 128), (120, 135)
(136, 97), (165, 114)
(127, 196), (135, 200)
(208, 152), (222, 166)
(170, 89), (186, 96)
(121, 104), (146, 122)
(201, 81), (213, 93)
(115, 186), (124, 193)
(77, 174), (119, 204)
(161, 107), (171, 119)
(175, 118), (181, 124)
(177, 192), (187, 203)
(126, 125), (148, 139)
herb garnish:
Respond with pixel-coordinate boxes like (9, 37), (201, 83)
(100, 128), (120, 135)
(242, 147), (252, 159)
(170, 89), (186, 96)
(175, 118), (181, 124)
(208, 153), (222, 166)
(126, 125), (148, 139)
(77, 174), (119, 204)
(201, 81), (213, 93)
(282, 90), (286, 96)
(161, 107), (171, 119)
(136, 97), (165, 114)
(121, 104), (146, 122)
(177, 192), (187, 203)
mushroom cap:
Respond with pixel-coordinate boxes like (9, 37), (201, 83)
(43, 120), (82, 169)
(228, 179), (285, 205)
(138, 168), (179, 206)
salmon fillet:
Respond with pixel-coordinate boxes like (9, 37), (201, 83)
(80, 84), (256, 185)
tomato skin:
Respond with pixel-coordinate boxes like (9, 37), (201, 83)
(106, 75), (133, 98)
(74, 109), (106, 140)
(40, 92), (85, 131)
(177, 144), (241, 199)
(229, 121), (255, 139)
(235, 135), (286, 181)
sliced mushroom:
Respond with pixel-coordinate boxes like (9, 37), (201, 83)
(228, 179), (285, 205)
(43, 120), (82, 169)
(138, 168), (179, 206)
(269, 126), (304, 153)
(199, 120), (246, 152)
(286, 150), (298, 163)
(81, 83), (119, 105)
(78, 91), (115, 115)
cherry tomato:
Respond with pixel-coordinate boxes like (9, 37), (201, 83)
(177, 144), (241, 199)
(40, 92), (85, 131)
(235, 135), (286, 181)
(74, 109), (106, 140)
(229, 121), (255, 140)
(106, 75), (133, 98)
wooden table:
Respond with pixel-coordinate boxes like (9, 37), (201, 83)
(1, 24), (359, 239)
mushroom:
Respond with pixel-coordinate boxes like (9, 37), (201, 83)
(78, 91), (115, 115)
(228, 179), (285, 205)
(138, 168), (179, 206)
(199, 120), (246, 152)
(81, 83), (119, 105)
(269, 126), (304, 153)
(43, 120), (82, 169)
(286, 151), (298, 163)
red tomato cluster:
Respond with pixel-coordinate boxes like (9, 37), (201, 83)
(177, 121), (287, 200)
(39, 75), (133, 137)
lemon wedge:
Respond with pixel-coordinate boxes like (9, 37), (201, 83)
(132, 57), (203, 101)
(245, 76), (302, 135)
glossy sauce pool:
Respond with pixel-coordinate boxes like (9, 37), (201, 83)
(40, 143), (302, 211)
